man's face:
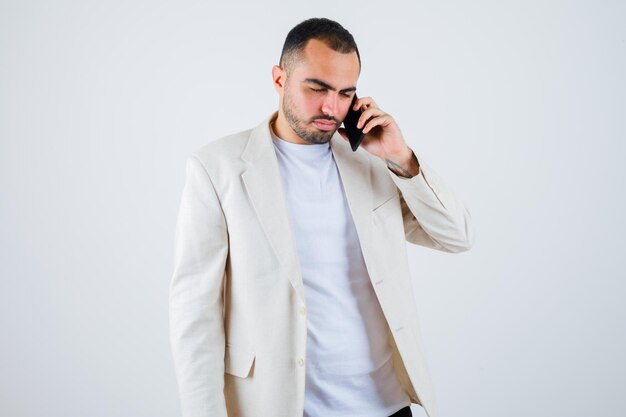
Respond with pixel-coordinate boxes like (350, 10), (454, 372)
(279, 39), (360, 144)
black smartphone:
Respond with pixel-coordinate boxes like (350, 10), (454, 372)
(342, 93), (365, 152)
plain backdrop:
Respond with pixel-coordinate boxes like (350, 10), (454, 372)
(1, 1), (625, 416)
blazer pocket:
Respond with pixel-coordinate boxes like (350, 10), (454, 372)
(225, 344), (256, 378)
(372, 193), (400, 223)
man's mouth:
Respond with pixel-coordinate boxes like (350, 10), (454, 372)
(313, 119), (337, 131)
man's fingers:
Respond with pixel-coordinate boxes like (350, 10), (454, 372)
(353, 96), (379, 111)
(357, 108), (385, 129)
(363, 115), (391, 133)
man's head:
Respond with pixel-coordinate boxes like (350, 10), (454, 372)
(272, 18), (361, 145)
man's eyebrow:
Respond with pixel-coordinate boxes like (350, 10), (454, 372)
(304, 78), (356, 93)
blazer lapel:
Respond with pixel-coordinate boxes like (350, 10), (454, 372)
(241, 111), (381, 303)
(241, 112), (306, 301)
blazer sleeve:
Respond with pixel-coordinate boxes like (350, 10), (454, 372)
(387, 151), (475, 253)
(169, 155), (229, 417)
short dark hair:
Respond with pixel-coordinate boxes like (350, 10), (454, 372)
(279, 17), (361, 77)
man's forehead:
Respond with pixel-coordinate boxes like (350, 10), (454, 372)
(294, 58), (360, 90)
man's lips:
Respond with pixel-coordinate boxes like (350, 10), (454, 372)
(313, 119), (337, 131)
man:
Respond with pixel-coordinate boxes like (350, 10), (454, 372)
(169, 17), (474, 417)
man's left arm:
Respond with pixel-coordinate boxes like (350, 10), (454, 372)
(386, 147), (474, 253)
(337, 95), (474, 253)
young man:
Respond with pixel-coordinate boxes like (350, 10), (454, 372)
(169, 17), (474, 417)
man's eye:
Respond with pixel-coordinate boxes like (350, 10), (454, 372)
(310, 88), (324, 92)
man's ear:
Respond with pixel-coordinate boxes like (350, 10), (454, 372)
(271, 65), (286, 91)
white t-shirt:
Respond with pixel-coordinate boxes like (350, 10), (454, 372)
(270, 125), (411, 417)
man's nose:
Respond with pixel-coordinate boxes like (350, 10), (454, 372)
(321, 93), (340, 119)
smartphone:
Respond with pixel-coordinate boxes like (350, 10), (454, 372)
(342, 93), (365, 152)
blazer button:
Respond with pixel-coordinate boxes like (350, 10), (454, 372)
(299, 306), (306, 316)
(297, 357), (305, 367)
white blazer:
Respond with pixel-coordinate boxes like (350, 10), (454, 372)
(169, 110), (474, 417)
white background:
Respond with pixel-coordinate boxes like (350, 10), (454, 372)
(1, 1), (624, 416)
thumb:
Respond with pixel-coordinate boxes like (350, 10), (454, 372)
(337, 127), (349, 141)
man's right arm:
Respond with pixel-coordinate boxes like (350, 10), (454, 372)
(169, 155), (228, 417)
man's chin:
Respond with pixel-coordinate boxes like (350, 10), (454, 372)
(297, 127), (332, 144)
(313, 132), (335, 144)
